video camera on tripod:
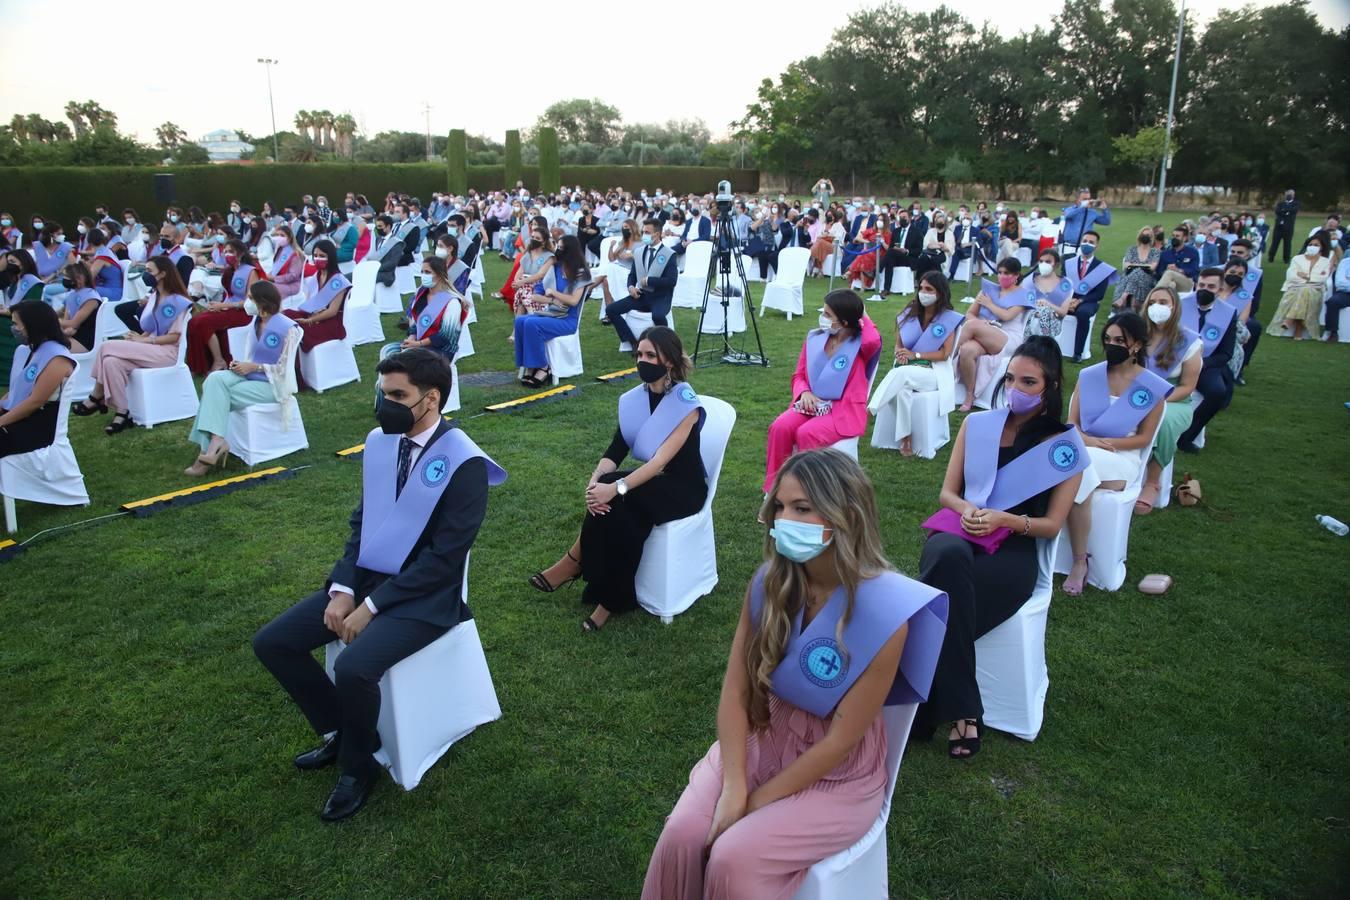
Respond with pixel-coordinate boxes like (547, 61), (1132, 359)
(692, 181), (768, 368)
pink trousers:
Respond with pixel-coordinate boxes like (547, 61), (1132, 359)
(91, 340), (178, 412)
(764, 408), (850, 492)
(642, 698), (887, 900)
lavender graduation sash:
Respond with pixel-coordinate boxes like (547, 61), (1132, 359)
(140, 292), (188, 336)
(93, 248), (119, 267)
(413, 289), (454, 340)
(1238, 269), (1261, 304)
(1077, 363), (1173, 439)
(151, 244), (187, 264)
(805, 329), (863, 401)
(1021, 272), (1073, 308)
(356, 428), (507, 575)
(962, 408), (1090, 511)
(1180, 295), (1236, 357)
(271, 245), (296, 279)
(979, 279), (1039, 322)
(4, 341), (75, 410)
(9, 273), (43, 304)
(32, 241), (73, 277)
(227, 264), (257, 302)
(299, 272), (350, 314)
(1145, 326), (1199, 381)
(63, 287), (101, 319)
(245, 314), (295, 381)
(1068, 258), (1118, 296)
(749, 566), (949, 717)
(898, 309), (963, 353)
(211, 246), (226, 267)
(617, 382), (705, 464)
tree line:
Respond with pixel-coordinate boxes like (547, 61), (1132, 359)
(737, 0), (1349, 206)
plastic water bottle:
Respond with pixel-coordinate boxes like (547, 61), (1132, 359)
(1316, 515), (1349, 536)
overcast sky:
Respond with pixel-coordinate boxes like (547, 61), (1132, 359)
(2, 0), (1345, 146)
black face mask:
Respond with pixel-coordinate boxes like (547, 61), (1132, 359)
(1171, 238), (1182, 248)
(61, 276), (77, 289)
(1223, 273), (1243, 288)
(375, 393), (426, 435)
(1104, 344), (1131, 366)
(636, 361), (667, 384)
(1196, 289), (1216, 307)
(142, 272), (156, 288)
(159, 237), (173, 250)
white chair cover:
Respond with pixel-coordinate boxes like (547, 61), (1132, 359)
(225, 334), (307, 466)
(869, 321), (961, 458)
(67, 300), (130, 403)
(300, 339), (361, 393)
(760, 247), (810, 319)
(126, 314), (199, 428)
(617, 309), (675, 352)
(974, 534), (1060, 741)
(543, 300), (585, 385)
(794, 704), (918, 900)
(1, 380), (89, 533)
(671, 242), (714, 309)
(344, 261), (385, 346)
(1055, 307), (1098, 361)
(635, 396), (736, 621)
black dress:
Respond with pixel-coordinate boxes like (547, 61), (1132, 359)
(914, 416), (1067, 732)
(0, 401), (60, 458)
(580, 388), (707, 614)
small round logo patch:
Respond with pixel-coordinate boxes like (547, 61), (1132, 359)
(1204, 326), (1220, 342)
(418, 313), (432, 330)
(932, 323), (947, 338)
(23, 364), (38, 382)
(1237, 289), (1250, 301)
(420, 454), (450, 488)
(679, 385), (697, 403)
(1026, 290), (1037, 303)
(233, 276), (246, 293)
(1078, 281), (1091, 293)
(1059, 278), (1072, 293)
(160, 304), (176, 319)
(1049, 439), (1079, 472)
(832, 354), (849, 371)
(1129, 388), (1152, 409)
(263, 332), (281, 349)
(1245, 271), (1259, 283)
(799, 637), (848, 689)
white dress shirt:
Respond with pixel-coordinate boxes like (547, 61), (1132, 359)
(329, 417), (441, 616)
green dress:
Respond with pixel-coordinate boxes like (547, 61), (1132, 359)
(0, 280), (46, 391)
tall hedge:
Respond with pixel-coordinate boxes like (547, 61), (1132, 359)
(504, 130), (522, 189)
(446, 130), (467, 195)
(537, 127), (560, 194)
(0, 162), (760, 225)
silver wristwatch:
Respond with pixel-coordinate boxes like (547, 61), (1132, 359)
(615, 478), (629, 496)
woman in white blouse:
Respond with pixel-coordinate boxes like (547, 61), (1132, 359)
(1273, 233), (1334, 340)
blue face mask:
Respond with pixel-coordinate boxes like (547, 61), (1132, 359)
(1080, 243), (1096, 256)
(770, 518), (833, 563)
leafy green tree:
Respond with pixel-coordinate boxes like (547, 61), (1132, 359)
(1112, 126), (1172, 188)
(536, 99), (622, 146)
(170, 142), (211, 165)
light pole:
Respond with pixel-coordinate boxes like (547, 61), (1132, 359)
(1156, 0), (1185, 214)
(422, 101), (433, 161)
(257, 58), (280, 162)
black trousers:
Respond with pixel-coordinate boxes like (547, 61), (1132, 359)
(1241, 319), (1262, 372)
(607, 294), (670, 345)
(483, 217), (504, 249)
(914, 532), (1039, 732)
(753, 249), (776, 279)
(1267, 226), (1295, 263)
(113, 300), (145, 333)
(0, 401), (58, 458)
(1324, 291), (1350, 336)
(252, 590), (448, 774)
(1069, 299), (1100, 359)
(1179, 366), (1233, 445)
(881, 248), (915, 292)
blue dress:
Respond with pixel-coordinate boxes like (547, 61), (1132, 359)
(514, 269), (586, 370)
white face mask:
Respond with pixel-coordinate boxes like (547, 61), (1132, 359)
(304, 223), (317, 234)
(1306, 245), (1321, 257)
(434, 247), (450, 259)
(1147, 302), (1173, 324)
(918, 291), (938, 307)
(818, 313), (832, 330)
(1079, 199), (1090, 208)
(1038, 261), (1053, 277)
(77, 224), (88, 235)
(244, 298), (259, 316)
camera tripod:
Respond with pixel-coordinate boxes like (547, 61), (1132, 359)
(691, 211), (768, 368)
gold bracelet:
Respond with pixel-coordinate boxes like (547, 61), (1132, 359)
(1022, 515), (1031, 536)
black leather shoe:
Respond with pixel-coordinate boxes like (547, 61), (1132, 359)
(293, 733), (340, 771)
(1177, 441), (1200, 455)
(321, 769), (377, 823)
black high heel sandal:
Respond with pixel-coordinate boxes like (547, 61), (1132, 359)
(104, 412), (133, 435)
(581, 616), (603, 633)
(948, 719), (981, 760)
(529, 550), (580, 593)
(72, 399), (107, 417)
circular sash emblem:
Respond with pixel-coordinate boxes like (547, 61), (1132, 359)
(420, 454), (450, 488)
(1237, 289), (1250, 301)
(832, 354), (849, 371)
(799, 637), (848, 689)
(1204, 325), (1220, 342)
(932, 323), (947, 338)
(160, 304), (176, 319)
(1129, 388), (1152, 409)
(679, 385), (697, 403)
(1078, 281), (1091, 293)
(263, 331), (281, 349)
(233, 276), (246, 293)
(418, 313), (432, 330)
(1245, 271), (1258, 283)
(23, 364), (38, 382)
(1059, 278), (1072, 293)
(1049, 439), (1079, 472)
(1026, 290), (1037, 303)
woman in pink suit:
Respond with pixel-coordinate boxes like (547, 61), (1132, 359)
(764, 289), (881, 491)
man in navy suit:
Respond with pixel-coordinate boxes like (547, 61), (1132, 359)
(606, 219), (679, 347)
(681, 203), (712, 247)
(1061, 230), (1117, 362)
(253, 351), (494, 822)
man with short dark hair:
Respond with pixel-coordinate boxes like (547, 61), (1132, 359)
(253, 349), (504, 822)
(1177, 269), (1237, 452)
(1061, 230), (1118, 362)
(605, 219), (678, 347)
(1268, 189), (1300, 263)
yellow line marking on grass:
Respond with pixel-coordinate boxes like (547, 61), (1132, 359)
(485, 384), (576, 411)
(120, 467), (288, 510)
(597, 367), (637, 381)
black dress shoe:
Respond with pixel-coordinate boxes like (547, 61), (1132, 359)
(321, 768), (377, 823)
(1177, 441), (1200, 455)
(1235, 374), (1247, 386)
(294, 733), (340, 771)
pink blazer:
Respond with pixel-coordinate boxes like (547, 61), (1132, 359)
(790, 315), (882, 437)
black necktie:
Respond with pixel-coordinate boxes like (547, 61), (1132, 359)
(646, 246), (655, 267)
(1198, 309), (1208, 330)
(396, 437), (414, 497)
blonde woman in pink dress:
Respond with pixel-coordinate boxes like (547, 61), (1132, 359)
(643, 448), (948, 899)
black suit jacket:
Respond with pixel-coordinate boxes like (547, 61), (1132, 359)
(328, 424), (490, 629)
(1197, 308), (1237, 375)
(891, 221), (926, 256)
(628, 244), (680, 311)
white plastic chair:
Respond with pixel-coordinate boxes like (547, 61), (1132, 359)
(324, 558), (500, 791)
(870, 322), (961, 459)
(394, 263), (416, 296)
(635, 396), (736, 622)
(760, 247), (810, 320)
(822, 363), (880, 460)
(67, 300), (129, 403)
(468, 253), (485, 302)
(617, 309), (675, 353)
(542, 301), (585, 385)
(225, 334), (308, 466)
(952, 256), (972, 283)
(344, 261), (385, 346)
(699, 288), (748, 335)
(1055, 306), (1098, 361)
(374, 272), (407, 314)
(955, 322), (1025, 411)
(793, 704), (918, 900)
(671, 242), (713, 309)
(974, 534), (1060, 741)
(1, 380), (89, 533)
(592, 237), (617, 300)
(300, 338), (360, 393)
(127, 315), (199, 428)
(884, 266), (915, 296)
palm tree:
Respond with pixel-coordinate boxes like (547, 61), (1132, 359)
(64, 101), (87, 138)
(312, 109), (334, 150)
(293, 110), (313, 144)
(10, 114), (28, 143)
(25, 114), (51, 143)
(334, 114), (356, 159)
(155, 121), (187, 149)
(80, 101), (116, 132)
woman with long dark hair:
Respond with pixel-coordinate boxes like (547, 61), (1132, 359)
(283, 239), (350, 363)
(186, 238), (265, 374)
(1, 301), (76, 457)
(512, 235), (590, 387)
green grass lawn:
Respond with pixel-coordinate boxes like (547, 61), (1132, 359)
(2, 209), (1347, 898)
